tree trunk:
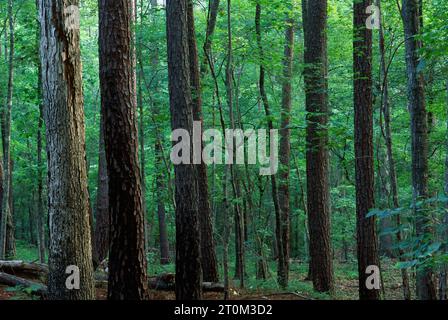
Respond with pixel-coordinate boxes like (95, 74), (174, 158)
(401, 0), (437, 300)
(353, 0), (380, 300)
(277, 5), (294, 289)
(0, 0), (14, 260)
(6, 160), (15, 258)
(302, 0), (334, 293)
(440, 80), (448, 301)
(166, 0), (202, 300)
(39, 0), (95, 300)
(187, 0), (219, 283)
(99, 0), (149, 300)
(36, 19), (46, 263)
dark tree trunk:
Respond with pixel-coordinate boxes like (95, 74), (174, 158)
(99, 0), (149, 300)
(353, 0), (380, 300)
(187, 0), (219, 283)
(166, 0), (202, 300)
(28, 205), (35, 245)
(93, 115), (109, 268)
(0, 0), (14, 260)
(39, 0), (95, 300)
(401, 0), (437, 300)
(277, 5), (294, 288)
(302, 0), (334, 293)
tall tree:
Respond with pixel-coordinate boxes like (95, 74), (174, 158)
(187, 0), (219, 283)
(0, 0), (15, 260)
(441, 79), (448, 301)
(277, 2), (295, 289)
(99, 0), (149, 300)
(353, 0), (380, 300)
(401, 0), (437, 300)
(39, 0), (95, 299)
(36, 4), (46, 262)
(302, 0), (334, 293)
(166, 0), (203, 300)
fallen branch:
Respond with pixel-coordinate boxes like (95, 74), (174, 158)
(147, 273), (224, 292)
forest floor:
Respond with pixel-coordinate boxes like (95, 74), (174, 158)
(0, 241), (411, 300)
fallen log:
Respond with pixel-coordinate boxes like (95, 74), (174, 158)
(0, 260), (48, 278)
(147, 273), (224, 292)
(0, 272), (47, 297)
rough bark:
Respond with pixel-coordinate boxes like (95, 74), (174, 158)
(39, 0), (95, 300)
(166, 0), (202, 300)
(302, 0), (334, 293)
(401, 0), (437, 300)
(354, 0), (380, 300)
(99, 0), (149, 300)
(187, 0), (219, 283)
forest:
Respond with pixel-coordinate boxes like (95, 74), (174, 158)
(0, 0), (447, 302)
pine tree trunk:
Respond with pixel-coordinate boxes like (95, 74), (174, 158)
(166, 0), (202, 300)
(401, 0), (437, 300)
(39, 0), (95, 300)
(99, 0), (149, 300)
(354, 0), (380, 300)
(187, 0), (219, 283)
(277, 6), (294, 288)
(0, 0), (15, 260)
(302, 0), (334, 293)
